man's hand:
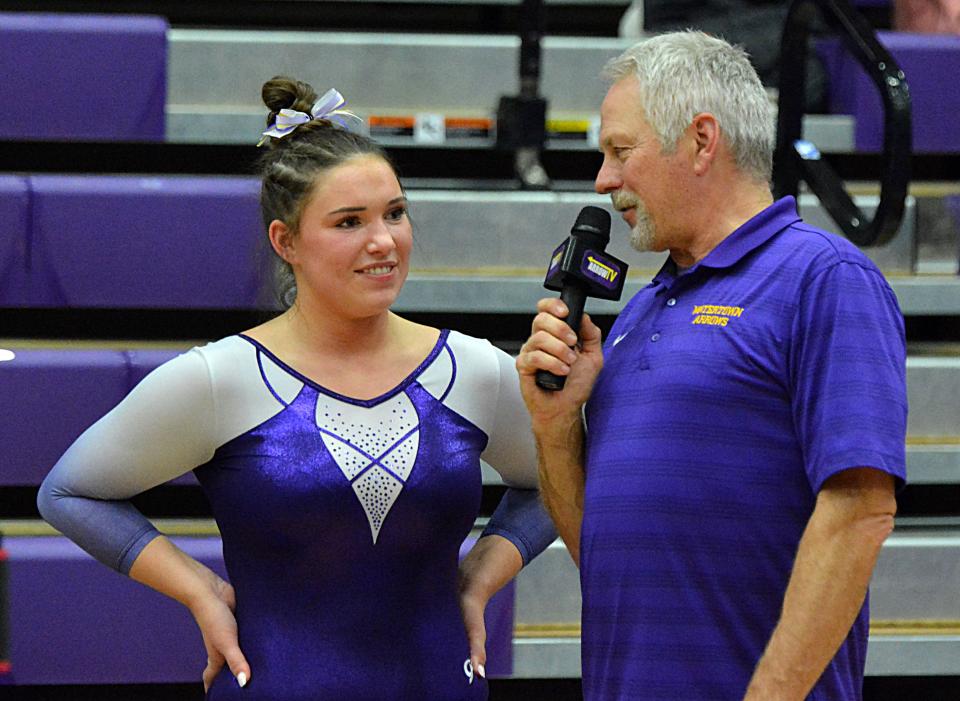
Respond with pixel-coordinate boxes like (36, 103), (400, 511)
(515, 297), (602, 565)
(515, 297), (604, 428)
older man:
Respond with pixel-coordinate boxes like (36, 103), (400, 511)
(516, 31), (907, 701)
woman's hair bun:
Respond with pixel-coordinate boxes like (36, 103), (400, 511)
(262, 76), (319, 126)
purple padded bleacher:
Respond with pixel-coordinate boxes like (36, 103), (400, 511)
(126, 349), (188, 387)
(4, 534), (514, 684)
(0, 349), (167, 486)
(948, 194), (960, 228)
(6, 536), (221, 684)
(28, 175), (266, 309)
(0, 13), (167, 141)
(818, 31), (960, 152)
(0, 176), (30, 307)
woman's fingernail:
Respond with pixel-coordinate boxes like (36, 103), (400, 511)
(477, 664), (486, 678)
(237, 672), (248, 687)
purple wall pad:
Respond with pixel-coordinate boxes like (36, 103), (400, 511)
(0, 347), (222, 487)
(0, 176), (30, 306)
(6, 536), (224, 684)
(818, 32), (960, 152)
(5, 535), (514, 684)
(0, 13), (167, 141)
(124, 349), (183, 388)
(0, 350), (129, 486)
(28, 175), (269, 309)
(947, 195), (960, 230)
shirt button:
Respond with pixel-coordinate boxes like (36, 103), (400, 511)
(651, 333), (661, 342)
(666, 298), (677, 307)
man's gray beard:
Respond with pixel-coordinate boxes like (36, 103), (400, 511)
(629, 212), (656, 252)
(612, 189), (657, 252)
(628, 202), (658, 252)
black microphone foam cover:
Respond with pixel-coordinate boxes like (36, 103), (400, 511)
(571, 206), (612, 248)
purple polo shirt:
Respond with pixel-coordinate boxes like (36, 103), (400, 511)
(581, 197), (907, 701)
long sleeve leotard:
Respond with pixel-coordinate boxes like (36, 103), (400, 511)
(38, 330), (547, 700)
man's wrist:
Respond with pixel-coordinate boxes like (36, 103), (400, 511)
(531, 412), (583, 444)
(744, 654), (806, 701)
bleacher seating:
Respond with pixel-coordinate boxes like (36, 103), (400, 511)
(165, 29), (626, 145)
(6, 535), (223, 685)
(0, 175), (265, 308)
(1, 3), (959, 695)
(3, 344), (955, 488)
(0, 13), (167, 142)
(28, 175), (264, 309)
(4, 533), (514, 684)
(0, 176), (29, 306)
(1, 347), (180, 486)
(818, 31), (960, 152)
(0, 175), (921, 315)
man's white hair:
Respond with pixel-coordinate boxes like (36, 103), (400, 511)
(603, 30), (776, 183)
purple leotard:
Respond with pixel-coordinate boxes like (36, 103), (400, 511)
(39, 330), (550, 700)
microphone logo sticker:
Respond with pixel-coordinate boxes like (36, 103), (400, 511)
(580, 249), (622, 290)
(586, 256), (618, 282)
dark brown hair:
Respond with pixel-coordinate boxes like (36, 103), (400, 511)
(257, 76), (398, 307)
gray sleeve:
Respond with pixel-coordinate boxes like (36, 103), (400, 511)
(479, 347), (558, 564)
(37, 349), (217, 574)
(479, 346), (540, 488)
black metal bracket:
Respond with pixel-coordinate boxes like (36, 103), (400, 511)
(495, 95), (547, 150)
(495, 0), (551, 189)
(773, 0), (911, 247)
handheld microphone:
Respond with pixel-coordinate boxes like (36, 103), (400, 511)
(535, 206), (628, 391)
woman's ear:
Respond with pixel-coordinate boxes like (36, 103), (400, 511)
(268, 220), (296, 264)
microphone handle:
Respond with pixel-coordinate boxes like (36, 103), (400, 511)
(535, 284), (587, 391)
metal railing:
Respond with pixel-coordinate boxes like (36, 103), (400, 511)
(773, 0), (912, 247)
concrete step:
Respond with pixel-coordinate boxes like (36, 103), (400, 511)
(394, 190), (918, 275)
(396, 272), (960, 315)
(510, 631), (960, 678)
(10, 519), (953, 677)
(512, 524), (960, 677)
(906, 358), (960, 441)
(166, 29), (856, 152)
(484, 442), (960, 486)
(167, 30), (624, 125)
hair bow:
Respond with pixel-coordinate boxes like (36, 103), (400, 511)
(258, 88), (365, 145)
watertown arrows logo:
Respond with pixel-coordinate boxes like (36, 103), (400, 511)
(690, 304), (745, 328)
